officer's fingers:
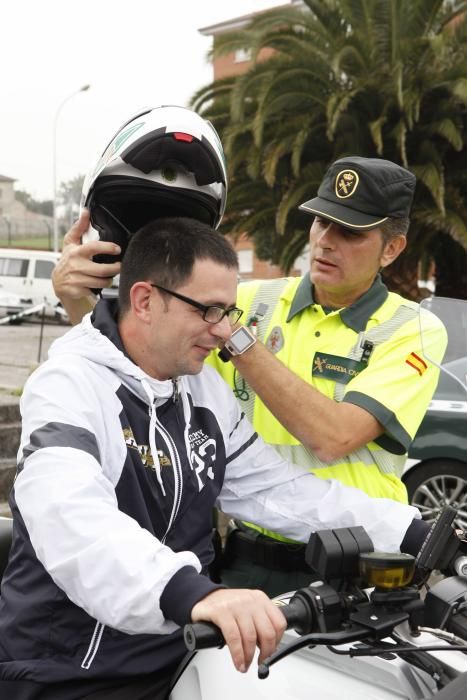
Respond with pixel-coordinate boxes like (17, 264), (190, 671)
(62, 261), (120, 288)
(60, 271), (115, 294)
(76, 239), (121, 262)
(62, 210), (91, 247)
(86, 261), (121, 280)
(54, 243), (120, 281)
(53, 258), (118, 298)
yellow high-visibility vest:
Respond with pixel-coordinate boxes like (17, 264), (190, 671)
(208, 275), (447, 541)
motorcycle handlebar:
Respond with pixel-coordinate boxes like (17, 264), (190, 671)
(184, 510), (467, 654)
(184, 594), (310, 651)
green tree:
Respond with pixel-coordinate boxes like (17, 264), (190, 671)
(15, 190), (53, 217)
(192, 0), (467, 299)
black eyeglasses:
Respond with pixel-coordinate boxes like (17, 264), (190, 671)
(151, 284), (243, 326)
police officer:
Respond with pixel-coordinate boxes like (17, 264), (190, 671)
(207, 157), (446, 595)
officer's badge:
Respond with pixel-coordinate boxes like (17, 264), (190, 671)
(266, 326), (284, 354)
(335, 169), (359, 199)
(313, 355), (327, 373)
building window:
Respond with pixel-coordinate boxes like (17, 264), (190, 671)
(238, 249), (253, 274)
(0, 258), (29, 277)
(234, 48), (251, 63)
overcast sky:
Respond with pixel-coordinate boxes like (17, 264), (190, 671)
(2, 0), (287, 201)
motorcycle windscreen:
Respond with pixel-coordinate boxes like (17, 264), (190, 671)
(419, 296), (467, 392)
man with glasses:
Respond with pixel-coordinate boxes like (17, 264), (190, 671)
(1, 216), (428, 700)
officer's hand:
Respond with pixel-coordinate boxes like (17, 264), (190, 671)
(52, 209), (121, 301)
(190, 588), (286, 673)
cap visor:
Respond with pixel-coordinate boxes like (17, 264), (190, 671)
(299, 197), (388, 231)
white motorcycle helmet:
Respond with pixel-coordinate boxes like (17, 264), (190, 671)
(81, 105), (227, 263)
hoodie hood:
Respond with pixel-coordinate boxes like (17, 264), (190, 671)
(49, 299), (194, 505)
(49, 299), (176, 405)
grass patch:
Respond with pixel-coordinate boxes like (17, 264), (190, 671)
(0, 236), (57, 250)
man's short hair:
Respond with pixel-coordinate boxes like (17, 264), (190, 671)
(379, 216), (410, 243)
(118, 217), (238, 314)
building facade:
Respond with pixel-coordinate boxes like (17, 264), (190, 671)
(0, 175), (52, 244)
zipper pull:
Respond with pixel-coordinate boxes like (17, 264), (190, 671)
(172, 379), (180, 403)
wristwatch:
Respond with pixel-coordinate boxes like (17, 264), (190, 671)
(218, 326), (256, 363)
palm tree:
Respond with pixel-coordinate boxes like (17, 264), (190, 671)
(192, 0), (467, 299)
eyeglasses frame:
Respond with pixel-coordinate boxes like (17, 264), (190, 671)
(150, 283), (243, 326)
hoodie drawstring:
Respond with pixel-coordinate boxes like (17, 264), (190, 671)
(141, 379), (166, 497)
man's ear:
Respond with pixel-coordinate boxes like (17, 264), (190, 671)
(129, 282), (153, 323)
(380, 234), (407, 268)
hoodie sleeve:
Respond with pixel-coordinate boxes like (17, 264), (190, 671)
(214, 374), (420, 554)
(15, 356), (218, 635)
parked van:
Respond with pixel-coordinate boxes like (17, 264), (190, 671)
(0, 248), (62, 320)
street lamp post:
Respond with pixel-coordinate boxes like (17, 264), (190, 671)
(52, 84), (90, 253)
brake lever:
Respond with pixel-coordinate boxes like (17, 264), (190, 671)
(258, 625), (367, 679)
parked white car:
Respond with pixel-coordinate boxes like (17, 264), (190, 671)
(0, 248), (63, 321)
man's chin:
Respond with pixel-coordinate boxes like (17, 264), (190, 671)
(181, 359), (205, 376)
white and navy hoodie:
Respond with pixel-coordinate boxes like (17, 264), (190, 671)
(0, 299), (419, 684)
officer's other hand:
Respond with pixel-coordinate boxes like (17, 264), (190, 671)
(52, 209), (121, 301)
(190, 588), (286, 673)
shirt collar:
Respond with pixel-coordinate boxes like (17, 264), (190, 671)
(287, 274), (388, 332)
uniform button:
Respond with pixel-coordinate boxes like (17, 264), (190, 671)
(315, 331), (321, 337)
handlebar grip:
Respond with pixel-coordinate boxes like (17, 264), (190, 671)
(183, 595), (311, 652)
(184, 621), (225, 651)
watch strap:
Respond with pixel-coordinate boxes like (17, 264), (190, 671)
(218, 346), (233, 363)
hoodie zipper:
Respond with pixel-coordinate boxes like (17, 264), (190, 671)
(81, 621), (105, 670)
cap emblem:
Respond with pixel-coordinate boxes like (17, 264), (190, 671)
(335, 169), (359, 199)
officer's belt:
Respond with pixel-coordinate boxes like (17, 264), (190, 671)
(224, 528), (310, 572)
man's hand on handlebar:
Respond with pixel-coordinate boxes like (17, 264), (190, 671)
(190, 588), (286, 673)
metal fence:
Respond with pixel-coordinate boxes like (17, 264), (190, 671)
(0, 216), (53, 249)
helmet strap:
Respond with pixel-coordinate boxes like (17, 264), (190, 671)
(98, 205), (132, 238)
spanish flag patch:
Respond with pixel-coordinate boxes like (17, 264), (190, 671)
(405, 352), (428, 376)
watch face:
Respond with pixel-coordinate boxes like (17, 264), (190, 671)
(232, 327), (255, 352)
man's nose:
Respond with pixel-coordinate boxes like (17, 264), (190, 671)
(317, 222), (338, 247)
(210, 315), (232, 343)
